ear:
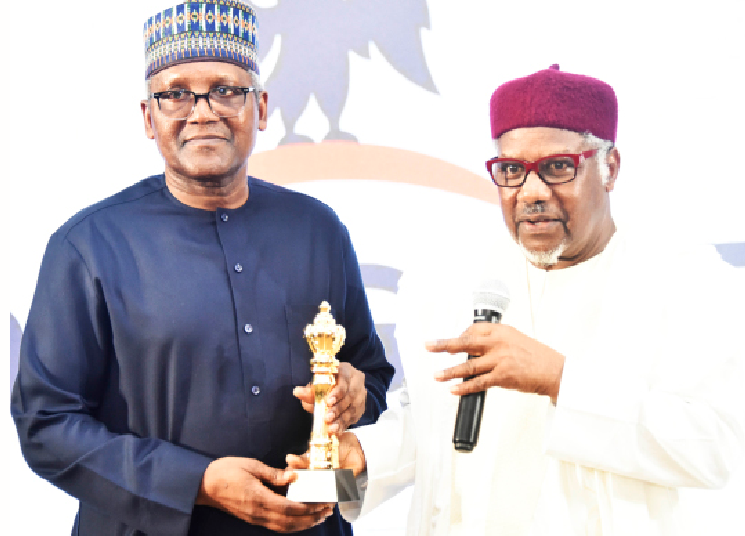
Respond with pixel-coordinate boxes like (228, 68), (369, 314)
(141, 100), (155, 140)
(604, 147), (621, 192)
(257, 91), (269, 131)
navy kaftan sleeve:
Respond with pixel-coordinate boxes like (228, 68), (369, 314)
(11, 231), (211, 536)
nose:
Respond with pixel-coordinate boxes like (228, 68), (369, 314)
(188, 94), (219, 122)
(517, 170), (553, 203)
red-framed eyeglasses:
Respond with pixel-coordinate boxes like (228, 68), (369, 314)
(485, 149), (597, 187)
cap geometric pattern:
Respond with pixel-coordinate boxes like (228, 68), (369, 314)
(144, 1), (259, 79)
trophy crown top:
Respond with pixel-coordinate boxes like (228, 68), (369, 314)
(305, 301), (346, 356)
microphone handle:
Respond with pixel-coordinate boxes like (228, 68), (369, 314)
(453, 360), (485, 452)
(452, 309), (502, 452)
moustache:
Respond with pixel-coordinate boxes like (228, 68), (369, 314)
(517, 203), (565, 221)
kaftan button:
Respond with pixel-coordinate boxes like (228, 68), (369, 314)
(251, 385), (261, 395)
(234, 263), (243, 273)
(220, 213), (229, 222)
(244, 323), (253, 333)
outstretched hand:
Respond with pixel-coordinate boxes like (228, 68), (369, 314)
(196, 457), (335, 533)
(427, 323), (565, 402)
(293, 362), (367, 434)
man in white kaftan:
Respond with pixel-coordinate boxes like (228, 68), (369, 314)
(288, 65), (745, 535)
(349, 229), (743, 535)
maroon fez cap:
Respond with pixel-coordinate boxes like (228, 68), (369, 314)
(490, 64), (618, 142)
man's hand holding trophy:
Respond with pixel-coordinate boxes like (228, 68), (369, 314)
(286, 302), (364, 503)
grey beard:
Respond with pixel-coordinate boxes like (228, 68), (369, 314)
(515, 203), (569, 268)
(519, 238), (568, 268)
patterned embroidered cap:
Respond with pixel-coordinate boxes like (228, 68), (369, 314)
(143, 1), (259, 79)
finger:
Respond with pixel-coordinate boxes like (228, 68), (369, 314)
(258, 493), (335, 530)
(276, 497), (336, 518)
(328, 422), (340, 436)
(270, 504), (336, 533)
(256, 480), (335, 516)
(262, 510), (331, 534)
(426, 335), (485, 355)
(434, 358), (490, 382)
(449, 374), (494, 396)
(285, 453), (310, 470)
(280, 501), (335, 516)
(326, 371), (349, 407)
(325, 389), (352, 423)
(425, 338), (458, 353)
(328, 417), (348, 436)
(328, 404), (356, 435)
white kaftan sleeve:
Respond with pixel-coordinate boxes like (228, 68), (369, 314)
(340, 385), (416, 522)
(545, 244), (745, 489)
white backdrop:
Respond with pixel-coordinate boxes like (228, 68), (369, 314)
(4, 1), (744, 534)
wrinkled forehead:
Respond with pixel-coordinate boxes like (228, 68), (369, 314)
(496, 127), (588, 159)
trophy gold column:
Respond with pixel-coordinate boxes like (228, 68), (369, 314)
(286, 302), (360, 503)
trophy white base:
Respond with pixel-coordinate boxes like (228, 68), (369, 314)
(286, 469), (360, 503)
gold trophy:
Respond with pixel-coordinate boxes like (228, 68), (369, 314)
(286, 302), (360, 503)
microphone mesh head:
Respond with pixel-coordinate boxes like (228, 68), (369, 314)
(473, 279), (510, 314)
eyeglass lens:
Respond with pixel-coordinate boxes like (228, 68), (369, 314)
(157, 88), (249, 119)
(491, 156), (577, 187)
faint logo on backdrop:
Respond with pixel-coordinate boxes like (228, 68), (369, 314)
(715, 243), (745, 267)
(248, 1), (441, 388)
(253, 0), (437, 144)
(10, 313), (22, 391)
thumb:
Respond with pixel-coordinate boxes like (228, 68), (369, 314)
(293, 385), (316, 411)
(286, 453), (310, 471)
(293, 383), (313, 398)
(249, 459), (295, 487)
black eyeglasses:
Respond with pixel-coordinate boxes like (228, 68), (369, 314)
(149, 86), (258, 120)
(485, 149), (597, 187)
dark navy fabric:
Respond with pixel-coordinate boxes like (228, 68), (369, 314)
(11, 175), (394, 536)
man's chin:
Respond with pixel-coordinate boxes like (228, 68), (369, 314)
(177, 163), (241, 184)
(518, 239), (567, 268)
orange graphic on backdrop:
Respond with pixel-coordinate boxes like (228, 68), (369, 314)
(247, 141), (500, 204)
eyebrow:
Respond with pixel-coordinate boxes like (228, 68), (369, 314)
(156, 75), (240, 90)
(499, 149), (579, 160)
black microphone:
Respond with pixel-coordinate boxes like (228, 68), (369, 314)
(453, 279), (510, 452)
